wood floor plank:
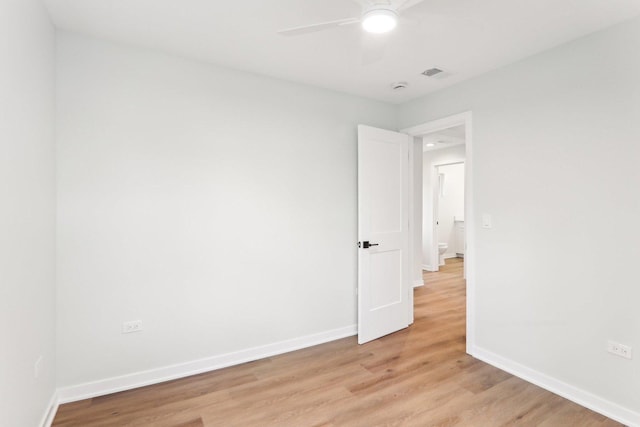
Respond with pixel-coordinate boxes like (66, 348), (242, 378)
(52, 258), (621, 426)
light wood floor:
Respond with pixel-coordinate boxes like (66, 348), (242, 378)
(53, 259), (621, 426)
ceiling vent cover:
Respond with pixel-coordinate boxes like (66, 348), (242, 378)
(422, 68), (444, 77)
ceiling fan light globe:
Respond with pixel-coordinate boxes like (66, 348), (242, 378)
(361, 9), (398, 33)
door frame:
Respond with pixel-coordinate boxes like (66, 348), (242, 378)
(401, 111), (475, 355)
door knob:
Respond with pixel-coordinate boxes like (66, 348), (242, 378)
(359, 241), (379, 249)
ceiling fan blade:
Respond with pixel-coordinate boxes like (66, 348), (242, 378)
(396, 0), (425, 12)
(352, 0), (387, 6)
(277, 17), (360, 36)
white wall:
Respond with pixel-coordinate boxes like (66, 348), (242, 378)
(422, 146), (465, 269)
(400, 16), (640, 419)
(0, 0), (57, 425)
(55, 33), (397, 388)
(437, 163), (465, 258)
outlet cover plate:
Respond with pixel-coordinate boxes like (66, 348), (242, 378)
(607, 341), (632, 359)
(122, 320), (143, 334)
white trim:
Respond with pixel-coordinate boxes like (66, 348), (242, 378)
(422, 264), (436, 272)
(413, 279), (424, 288)
(402, 112), (472, 136)
(407, 133), (416, 323)
(473, 346), (640, 427)
(464, 113), (474, 354)
(402, 111), (475, 355)
(443, 253), (458, 259)
(40, 391), (59, 427)
(56, 324), (357, 404)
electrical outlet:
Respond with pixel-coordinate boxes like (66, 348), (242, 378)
(34, 356), (43, 379)
(607, 341), (632, 359)
(122, 320), (143, 334)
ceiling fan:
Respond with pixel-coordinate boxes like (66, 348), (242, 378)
(277, 0), (426, 36)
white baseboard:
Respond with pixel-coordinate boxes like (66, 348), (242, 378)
(40, 391), (59, 427)
(444, 253), (457, 259)
(422, 264), (436, 272)
(413, 279), (424, 288)
(56, 324), (357, 405)
(473, 346), (640, 427)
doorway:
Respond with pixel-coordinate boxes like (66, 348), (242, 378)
(423, 125), (466, 273)
(402, 111), (475, 354)
(434, 161), (465, 271)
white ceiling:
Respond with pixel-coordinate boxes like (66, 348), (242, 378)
(423, 124), (465, 152)
(43, 0), (640, 104)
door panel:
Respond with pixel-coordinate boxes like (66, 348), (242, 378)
(370, 250), (402, 309)
(366, 139), (403, 233)
(358, 125), (410, 344)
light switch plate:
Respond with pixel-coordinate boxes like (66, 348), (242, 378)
(482, 214), (492, 229)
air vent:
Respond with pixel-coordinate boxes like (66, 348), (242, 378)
(422, 68), (443, 77)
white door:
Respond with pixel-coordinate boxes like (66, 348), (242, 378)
(358, 125), (410, 344)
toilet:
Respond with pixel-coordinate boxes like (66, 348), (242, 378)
(438, 243), (448, 266)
